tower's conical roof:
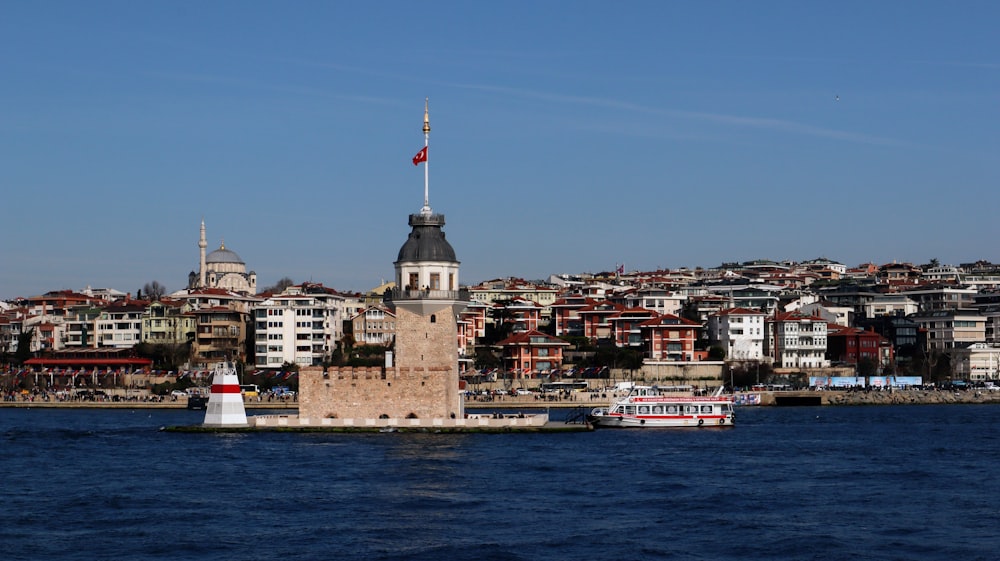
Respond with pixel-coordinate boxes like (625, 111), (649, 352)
(395, 213), (457, 263)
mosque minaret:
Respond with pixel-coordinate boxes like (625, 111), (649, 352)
(198, 218), (208, 288)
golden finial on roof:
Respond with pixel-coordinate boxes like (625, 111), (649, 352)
(423, 97), (430, 134)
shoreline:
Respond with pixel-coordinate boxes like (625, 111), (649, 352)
(4, 389), (1000, 409)
(0, 400), (297, 410)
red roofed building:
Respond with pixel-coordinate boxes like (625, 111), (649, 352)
(641, 314), (701, 362)
(550, 295), (601, 338)
(23, 290), (104, 318)
(826, 324), (893, 368)
(499, 297), (543, 334)
(578, 301), (624, 342)
(608, 307), (659, 349)
(458, 300), (490, 362)
(496, 329), (571, 378)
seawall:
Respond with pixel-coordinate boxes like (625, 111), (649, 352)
(4, 390), (1000, 409)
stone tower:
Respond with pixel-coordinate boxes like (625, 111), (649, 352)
(297, 99), (468, 422)
(389, 210), (466, 417)
(388, 98), (468, 417)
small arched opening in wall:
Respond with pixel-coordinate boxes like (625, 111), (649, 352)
(379, 413), (390, 419)
(406, 412), (419, 419)
(430, 314), (437, 323)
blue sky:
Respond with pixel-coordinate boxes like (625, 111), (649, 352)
(2, 2), (999, 300)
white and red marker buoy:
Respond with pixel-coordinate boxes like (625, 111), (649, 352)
(203, 361), (248, 427)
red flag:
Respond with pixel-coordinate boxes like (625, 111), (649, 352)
(412, 146), (427, 166)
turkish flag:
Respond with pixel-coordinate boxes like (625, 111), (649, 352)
(412, 146), (427, 166)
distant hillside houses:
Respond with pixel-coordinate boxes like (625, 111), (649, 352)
(6, 258), (1000, 382)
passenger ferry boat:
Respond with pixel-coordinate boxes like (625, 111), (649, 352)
(587, 385), (735, 428)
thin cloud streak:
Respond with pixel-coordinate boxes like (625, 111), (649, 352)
(450, 82), (904, 147)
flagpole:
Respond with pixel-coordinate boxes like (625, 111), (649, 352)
(422, 97), (431, 215)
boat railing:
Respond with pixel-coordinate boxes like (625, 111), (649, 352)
(565, 406), (590, 424)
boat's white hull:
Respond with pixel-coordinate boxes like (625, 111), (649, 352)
(587, 411), (734, 428)
(588, 386), (735, 428)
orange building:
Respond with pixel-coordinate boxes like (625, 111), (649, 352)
(641, 314), (702, 361)
(496, 329), (571, 378)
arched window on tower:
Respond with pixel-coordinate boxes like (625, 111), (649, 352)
(430, 314), (437, 323)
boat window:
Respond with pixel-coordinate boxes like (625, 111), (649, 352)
(624, 405), (636, 415)
(652, 405), (663, 414)
(701, 405), (713, 413)
(667, 405), (677, 414)
(638, 405), (649, 414)
(685, 405), (697, 414)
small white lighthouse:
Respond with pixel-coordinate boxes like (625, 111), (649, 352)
(203, 362), (248, 427)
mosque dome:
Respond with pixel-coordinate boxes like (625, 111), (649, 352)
(396, 214), (457, 263)
(206, 242), (244, 264)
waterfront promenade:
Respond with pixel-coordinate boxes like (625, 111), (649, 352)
(4, 387), (1000, 408)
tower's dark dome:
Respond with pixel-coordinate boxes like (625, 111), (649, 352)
(395, 213), (457, 263)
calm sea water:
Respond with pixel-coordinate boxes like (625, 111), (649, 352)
(1, 404), (998, 561)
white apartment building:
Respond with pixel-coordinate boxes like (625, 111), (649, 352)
(64, 307), (103, 349)
(952, 342), (1000, 381)
(765, 312), (830, 369)
(707, 307), (766, 361)
(921, 265), (964, 283)
(253, 293), (343, 368)
(351, 305), (395, 345)
(95, 300), (147, 349)
(799, 301), (854, 327)
(863, 294), (919, 319)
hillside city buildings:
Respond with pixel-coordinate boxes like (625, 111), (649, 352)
(5, 221), (1000, 384)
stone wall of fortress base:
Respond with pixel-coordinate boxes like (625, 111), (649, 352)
(298, 365), (462, 421)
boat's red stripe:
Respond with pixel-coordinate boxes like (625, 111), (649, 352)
(618, 415), (729, 420)
(211, 384), (241, 394)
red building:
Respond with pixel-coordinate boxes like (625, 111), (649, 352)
(641, 314), (702, 361)
(550, 295), (601, 337)
(608, 307), (659, 348)
(826, 324), (893, 367)
(578, 301), (624, 342)
(496, 329), (571, 378)
(497, 297), (543, 333)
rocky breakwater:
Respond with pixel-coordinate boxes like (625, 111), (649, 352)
(824, 388), (1000, 406)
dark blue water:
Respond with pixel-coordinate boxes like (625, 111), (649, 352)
(2, 405), (998, 561)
